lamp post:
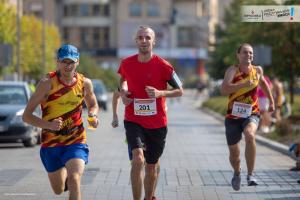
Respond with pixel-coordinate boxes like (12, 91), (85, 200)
(16, 0), (21, 81)
(42, 0), (46, 76)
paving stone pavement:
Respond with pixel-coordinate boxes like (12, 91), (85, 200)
(0, 91), (299, 199)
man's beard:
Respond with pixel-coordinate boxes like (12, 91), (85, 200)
(139, 46), (150, 54)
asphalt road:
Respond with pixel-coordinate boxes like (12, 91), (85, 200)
(0, 91), (299, 200)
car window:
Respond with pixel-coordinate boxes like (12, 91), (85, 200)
(0, 85), (27, 105)
(92, 80), (107, 94)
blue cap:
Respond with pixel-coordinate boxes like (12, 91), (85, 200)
(57, 44), (79, 62)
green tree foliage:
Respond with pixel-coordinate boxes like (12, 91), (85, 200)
(21, 15), (60, 80)
(209, 0), (275, 79)
(0, 2), (16, 44)
(0, 1), (60, 80)
(0, 2), (16, 75)
(209, 0), (300, 103)
(76, 54), (118, 91)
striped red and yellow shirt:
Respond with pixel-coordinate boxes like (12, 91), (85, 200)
(41, 71), (86, 147)
(226, 65), (260, 119)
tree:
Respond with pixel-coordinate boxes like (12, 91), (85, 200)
(0, 2), (16, 76)
(20, 15), (60, 80)
(76, 54), (118, 91)
(208, 0), (300, 103)
(0, 1), (61, 80)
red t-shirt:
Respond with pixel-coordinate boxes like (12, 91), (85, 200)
(118, 54), (174, 128)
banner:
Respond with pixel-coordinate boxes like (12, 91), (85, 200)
(241, 5), (299, 22)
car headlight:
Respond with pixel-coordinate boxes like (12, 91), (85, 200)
(10, 109), (25, 125)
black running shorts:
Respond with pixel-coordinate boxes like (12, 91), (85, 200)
(224, 115), (260, 145)
(124, 120), (167, 164)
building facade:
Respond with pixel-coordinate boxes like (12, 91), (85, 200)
(22, 0), (226, 78)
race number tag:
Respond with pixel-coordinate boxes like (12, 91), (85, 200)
(232, 101), (252, 118)
(134, 98), (157, 116)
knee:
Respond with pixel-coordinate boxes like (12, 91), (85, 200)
(145, 164), (156, 174)
(67, 173), (81, 188)
(53, 186), (64, 195)
(244, 131), (255, 143)
(132, 154), (145, 168)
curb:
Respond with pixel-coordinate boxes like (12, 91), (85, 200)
(201, 107), (296, 160)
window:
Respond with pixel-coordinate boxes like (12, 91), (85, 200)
(103, 4), (110, 16)
(147, 2), (160, 17)
(93, 28), (100, 48)
(63, 5), (69, 17)
(178, 27), (196, 47)
(70, 4), (78, 16)
(81, 28), (89, 48)
(79, 4), (89, 16)
(63, 27), (69, 42)
(92, 4), (110, 16)
(129, 2), (142, 17)
(93, 4), (100, 16)
(93, 27), (110, 48)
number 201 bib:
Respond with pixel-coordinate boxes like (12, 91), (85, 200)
(134, 98), (157, 116)
(231, 101), (252, 118)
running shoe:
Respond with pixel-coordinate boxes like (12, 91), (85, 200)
(290, 166), (300, 171)
(247, 175), (258, 186)
(231, 173), (241, 191)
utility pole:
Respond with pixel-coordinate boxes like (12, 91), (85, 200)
(42, 0), (46, 75)
(16, 0), (21, 81)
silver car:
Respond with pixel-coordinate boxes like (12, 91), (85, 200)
(0, 81), (41, 147)
(91, 79), (108, 111)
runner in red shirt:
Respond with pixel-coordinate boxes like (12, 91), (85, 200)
(118, 26), (183, 200)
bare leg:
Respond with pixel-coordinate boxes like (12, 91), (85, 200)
(48, 167), (68, 195)
(244, 122), (258, 175)
(144, 163), (158, 200)
(154, 162), (160, 193)
(65, 158), (85, 200)
(228, 143), (241, 174)
(131, 148), (145, 200)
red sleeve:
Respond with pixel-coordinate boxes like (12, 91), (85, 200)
(161, 59), (174, 81)
(117, 60), (126, 79)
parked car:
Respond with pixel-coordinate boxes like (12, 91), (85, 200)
(91, 79), (108, 111)
(0, 81), (41, 147)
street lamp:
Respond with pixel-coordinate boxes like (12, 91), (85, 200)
(16, 0), (22, 81)
(42, 0), (46, 76)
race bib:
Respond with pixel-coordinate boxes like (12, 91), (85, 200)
(134, 98), (157, 116)
(231, 101), (252, 118)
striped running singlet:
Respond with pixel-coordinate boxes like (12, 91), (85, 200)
(226, 65), (260, 119)
(41, 71), (86, 147)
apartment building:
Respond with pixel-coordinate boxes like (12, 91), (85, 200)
(22, 0), (117, 66)
(116, 0), (218, 77)
(21, 0), (224, 77)
(56, 0), (117, 63)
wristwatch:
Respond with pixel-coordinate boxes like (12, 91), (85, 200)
(88, 113), (97, 118)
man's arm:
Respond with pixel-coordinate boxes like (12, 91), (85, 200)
(145, 86), (183, 98)
(22, 77), (62, 130)
(221, 66), (252, 95)
(84, 78), (99, 127)
(274, 82), (284, 107)
(257, 67), (275, 112)
(119, 76), (132, 106)
(111, 91), (120, 128)
(145, 71), (183, 98)
(112, 91), (120, 117)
